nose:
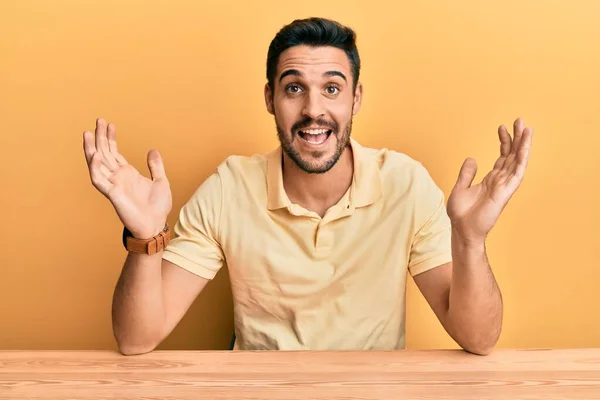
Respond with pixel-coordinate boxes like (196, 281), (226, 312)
(301, 90), (325, 120)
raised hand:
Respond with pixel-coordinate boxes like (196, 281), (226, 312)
(83, 118), (172, 239)
(447, 118), (533, 243)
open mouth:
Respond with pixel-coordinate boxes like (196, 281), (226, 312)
(297, 128), (332, 145)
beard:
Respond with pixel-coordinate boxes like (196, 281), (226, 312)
(275, 114), (353, 174)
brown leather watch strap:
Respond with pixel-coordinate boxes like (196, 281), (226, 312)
(122, 224), (171, 255)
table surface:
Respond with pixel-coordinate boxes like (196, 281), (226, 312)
(1, 349), (600, 399)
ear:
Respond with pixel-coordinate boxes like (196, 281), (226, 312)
(264, 83), (274, 115)
(352, 82), (363, 115)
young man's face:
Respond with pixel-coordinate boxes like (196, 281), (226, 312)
(265, 45), (362, 173)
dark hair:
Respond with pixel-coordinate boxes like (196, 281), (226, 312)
(266, 17), (361, 90)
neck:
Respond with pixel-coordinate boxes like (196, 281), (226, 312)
(282, 145), (354, 217)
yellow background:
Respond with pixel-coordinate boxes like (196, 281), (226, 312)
(2, 0), (599, 351)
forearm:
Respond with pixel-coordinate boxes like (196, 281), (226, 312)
(446, 229), (503, 355)
(112, 252), (166, 355)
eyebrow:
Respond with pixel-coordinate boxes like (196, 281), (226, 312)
(279, 69), (302, 82)
(324, 70), (347, 82)
(279, 69), (347, 83)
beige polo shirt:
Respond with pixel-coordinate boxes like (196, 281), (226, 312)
(162, 138), (452, 350)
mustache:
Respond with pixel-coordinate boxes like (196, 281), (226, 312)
(291, 117), (338, 134)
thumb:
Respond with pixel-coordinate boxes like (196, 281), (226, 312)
(455, 158), (478, 190)
(147, 149), (167, 181)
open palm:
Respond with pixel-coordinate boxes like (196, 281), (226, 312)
(83, 119), (172, 239)
(447, 118), (533, 243)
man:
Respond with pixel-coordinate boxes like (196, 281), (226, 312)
(83, 17), (533, 355)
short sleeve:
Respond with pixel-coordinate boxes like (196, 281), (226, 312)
(407, 165), (453, 276)
(162, 172), (225, 280)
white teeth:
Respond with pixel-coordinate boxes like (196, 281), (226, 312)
(301, 129), (328, 135)
(298, 128), (330, 145)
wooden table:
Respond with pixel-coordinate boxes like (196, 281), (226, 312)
(1, 349), (599, 399)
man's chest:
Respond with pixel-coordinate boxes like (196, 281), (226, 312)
(220, 204), (417, 301)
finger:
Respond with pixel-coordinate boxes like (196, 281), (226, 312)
(506, 125), (533, 176)
(107, 123), (119, 155)
(519, 126), (533, 157)
(95, 118), (108, 153)
(515, 127), (533, 172)
(83, 130), (97, 166)
(492, 124), (512, 171)
(454, 158), (478, 190)
(90, 152), (113, 179)
(506, 127), (533, 191)
(511, 118), (524, 154)
(95, 118), (118, 170)
(107, 123), (128, 166)
(498, 124), (512, 158)
(497, 119), (524, 175)
(147, 149), (167, 181)
(89, 154), (113, 195)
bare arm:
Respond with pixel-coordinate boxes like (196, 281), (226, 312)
(413, 232), (502, 355)
(112, 254), (209, 355)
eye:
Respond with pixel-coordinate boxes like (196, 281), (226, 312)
(285, 84), (303, 94)
(325, 85), (340, 95)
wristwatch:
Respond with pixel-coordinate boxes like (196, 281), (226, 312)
(122, 224), (171, 255)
